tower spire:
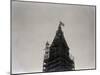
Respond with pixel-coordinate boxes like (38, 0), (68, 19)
(43, 21), (75, 72)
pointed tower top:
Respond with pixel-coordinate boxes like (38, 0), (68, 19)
(43, 21), (75, 72)
(50, 21), (69, 49)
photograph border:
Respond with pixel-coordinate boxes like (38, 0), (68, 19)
(10, 0), (96, 75)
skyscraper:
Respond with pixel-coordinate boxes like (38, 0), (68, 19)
(43, 21), (75, 72)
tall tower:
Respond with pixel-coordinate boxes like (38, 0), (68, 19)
(43, 21), (75, 72)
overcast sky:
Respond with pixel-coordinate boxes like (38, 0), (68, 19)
(12, 1), (96, 74)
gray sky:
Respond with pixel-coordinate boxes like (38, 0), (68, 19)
(12, 1), (96, 74)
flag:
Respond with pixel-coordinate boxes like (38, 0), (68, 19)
(59, 21), (64, 26)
